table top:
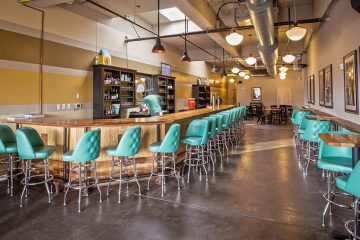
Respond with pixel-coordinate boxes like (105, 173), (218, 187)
(305, 115), (337, 121)
(319, 133), (360, 148)
(2, 105), (235, 128)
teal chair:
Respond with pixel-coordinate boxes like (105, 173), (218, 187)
(106, 126), (141, 203)
(292, 111), (312, 143)
(16, 127), (56, 207)
(63, 128), (102, 213)
(217, 112), (231, 152)
(147, 123), (180, 197)
(0, 125), (22, 196)
(181, 119), (209, 183)
(210, 114), (223, 160)
(202, 116), (216, 171)
(317, 131), (357, 227)
(302, 120), (330, 174)
(335, 161), (360, 239)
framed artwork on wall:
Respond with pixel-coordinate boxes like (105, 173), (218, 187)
(324, 64), (333, 108)
(343, 50), (358, 114)
(307, 76), (311, 103)
(310, 74), (315, 104)
(319, 69), (325, 106)
(251, 87), (262, 101)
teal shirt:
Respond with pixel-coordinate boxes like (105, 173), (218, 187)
(143, 95), (162, 115)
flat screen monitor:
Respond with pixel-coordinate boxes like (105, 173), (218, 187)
(161, 62), (171, 76)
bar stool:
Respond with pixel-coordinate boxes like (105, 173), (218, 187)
(16, 127), (56, 207)
(335, 161), (360, 239)
(181, 119), (209, 183)
(209, 114), (223, 161)
(297, 117), (311, 161)
(317, 131), (356, 227)
(217, 112), (231, 153)
(147, 123), (180, 197)
(63, 128), (102, 213)
(0, 125), (22, 196)
(302, 120), (330, 174)
(106, 126), (141, 203)
(292, 111), (311, 143)
(202, 116), (216, 171)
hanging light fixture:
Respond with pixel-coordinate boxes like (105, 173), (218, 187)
(279, 64), (288, 72)
(231, 60), (240, 74)
(244, 74), (250, 80)
(245, 35), (256, 65)
(181, 16), (191, 62)
(280, 74), (286, 80)
(220, 48), (227, 78)
(286, 0), (307, 41)
(211, 42), (218, 72)
(229, 78), (235, 83)
(239, 71), (246, 77)
(152, 0), (166, 53)
(279, 71), (287, 78)
(225, 3), (243, 46)
(283, 53), (295, 63)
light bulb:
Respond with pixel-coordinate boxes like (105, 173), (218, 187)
(244, 74), (250, 80)
(286, 26), (307, 41)
(245, 56), (256, 65)
(279, 72), (287, 78)
(280, 74), (286, 80)
(279, 65), (288, 72)
(239, 71), (246, 77)
(229, 78), (235, 83)
(226, 31), (243, 46)
(231, 67), (240, 74)
(283, 54), (295, 63)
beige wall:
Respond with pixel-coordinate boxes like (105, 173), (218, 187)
(234, 70), (304, 107)
(305, 0), (360, 124)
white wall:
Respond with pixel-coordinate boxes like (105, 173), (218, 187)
(304, 0), (360, 124)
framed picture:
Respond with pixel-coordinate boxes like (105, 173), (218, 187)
(343, 50), (358, 114)
(251, 87), (262, 101)
(309, 75), (315, 104)
(307, 76), (311, 103)
(324, 64), (333, 108)
(319, 69), (325, 106)
(160, 62), (171, 76)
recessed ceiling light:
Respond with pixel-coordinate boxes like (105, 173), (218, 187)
(160, 7), (185, 21)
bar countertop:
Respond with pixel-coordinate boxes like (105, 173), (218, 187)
(2, 105), (235, 128)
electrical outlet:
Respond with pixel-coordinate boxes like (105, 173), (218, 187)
(76, 93), (80, 99)
(74, 103), (82, 110)
(56, 104), (60, 110)
(61, 104), (66, 110)
(67, 104), (71, 110)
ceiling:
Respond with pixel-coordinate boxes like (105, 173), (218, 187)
(55, 0), (323, 70)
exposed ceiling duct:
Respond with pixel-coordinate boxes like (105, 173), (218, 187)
(246, 0), (278, 77)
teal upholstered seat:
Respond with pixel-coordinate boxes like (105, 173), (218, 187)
(202, 117), (216, 139)
(293, 111), (311, 126)
(337, 160), (360, 199)
(210, 114), (223, 134)
(303, 120), (330, 143)
(290, 109), (299, 125)
(106, 126), (141, 157)
(181, 119), (209, 146)
(218, 112), (230, 129)
(335, 175), (348, 191)
(16, 127), (56, 160)
(63, 128), (101, 162)
(0, 125), (17, 154)
(149, 124), (180, 153)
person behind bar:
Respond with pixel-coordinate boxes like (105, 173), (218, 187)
(142, 94), (163, 116)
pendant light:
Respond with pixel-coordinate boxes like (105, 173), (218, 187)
(211, 42), (218, 72)
(279, 64), (288, 72)
(231, 60), (240, 74)
(181, 16), (191, 62)
(152, 0), (166, 53)
(245, 35), (256, 65)
(229, 78), (235, 83)
(225, 3), (243, 46)
(244, 74), (250, 80)
(283, 53), (295, 63)
(220, 48), (227, 78)
(239, 71), (246, 77)
(286, 0), (306, 41)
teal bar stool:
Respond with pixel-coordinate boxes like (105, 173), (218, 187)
(335, 161), (360, 239)
(0, 125), (22, 196)
(181, 119), (209, 183)
(217, 112), (231, 152)
(297, 117), (311, 161)
(63, 128), (102, 213)
(292, 111), (311, 143)
(202, 116), (216, 171)
(317, 131), (357, 227)
(147, 123), (181, 197)
(210, 114), (223, 161)
(106, 126), (141, 203)
(227, 109), (239, 145)
(302, 120), (330, 174)
(16, 127), (56, 207)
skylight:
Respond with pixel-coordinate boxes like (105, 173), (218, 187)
(160, 7), (185, 21)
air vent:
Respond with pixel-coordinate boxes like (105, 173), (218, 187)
(18, 0), (73, 8)
(249, 68), (269, 77)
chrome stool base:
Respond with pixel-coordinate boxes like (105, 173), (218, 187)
(106, 156), (141, 203)
(0, 154), (23, 196)
(63, 160), (102, 213)
(182, 144), (208, 183)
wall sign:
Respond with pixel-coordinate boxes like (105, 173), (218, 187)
(343, 50), (358, 114)
(251, 87), (262, 101)
(324, 64), (333, 108)
(319, 69), (325, 106)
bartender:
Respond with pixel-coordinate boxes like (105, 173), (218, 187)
(142, 94), (163, 116)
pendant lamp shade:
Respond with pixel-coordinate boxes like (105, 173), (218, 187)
(231, 67), (240, 74)
(279, 65), (288, 72)
(245, 55), (256, 65)
(239, 71), (246, 77)
(282, 54), (295, 63)
(152, 0), (166, 54)
(286, 26), (306, 41)
(181, 51), (191, 62)
(244, 74), (250, 80)
(226, 31), (243, 46)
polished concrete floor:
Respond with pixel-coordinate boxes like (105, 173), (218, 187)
(0, 122), (353, 239)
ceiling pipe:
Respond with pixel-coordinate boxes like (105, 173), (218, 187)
(125, 18), (322, 43)
(246, 0), (278, 77)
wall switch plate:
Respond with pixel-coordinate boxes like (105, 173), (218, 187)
(56, 104), (60, 110)
(76, 93), (80, 99)
(61, 104), (66, 110)
(67, 104), (71, 110)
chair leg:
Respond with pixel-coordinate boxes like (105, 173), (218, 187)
(78, 163), (82, 213)
(94, 161), (102, 203)
(187, 145), (192, 184)
(9, 154), (14, 197)
(322, 171), (331, 227)
(161, 153), (165, 197)
(201, 145), (208, 182)
(20, 161), (29, 208)
(64, 163), (71, 206)
(147, 153), (155, 191)
(44, 158), (51, 204)
(172, 153), (180, 191)
(118, 158), (122, 203)
(133, 157), (141, 196)
(107, 157), (114, 195)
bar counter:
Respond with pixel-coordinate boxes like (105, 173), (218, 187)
(3, 105), (234, 181)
